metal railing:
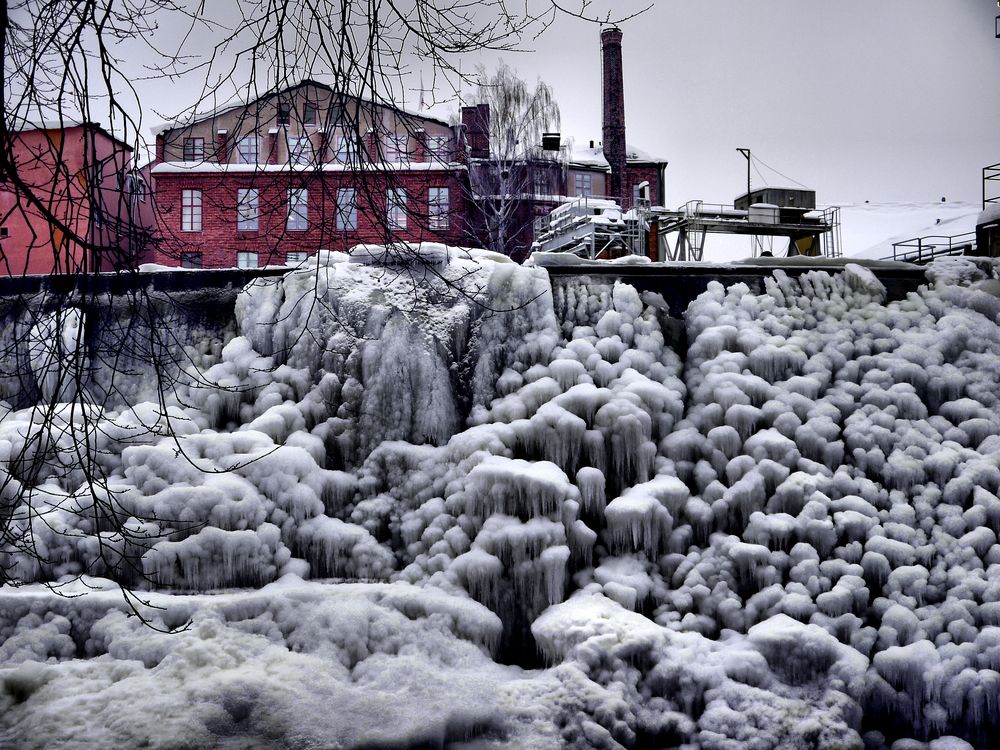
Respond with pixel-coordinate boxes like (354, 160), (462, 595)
(532, 195), (645, 258)
(890, 231), (976, 263)
(984, 161), (1000, 209)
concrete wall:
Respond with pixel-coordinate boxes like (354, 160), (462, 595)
(0, 269), (282, 409)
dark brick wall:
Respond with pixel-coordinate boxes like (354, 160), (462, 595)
(624, 165), (664, 208)
(601, 27), (627, 206)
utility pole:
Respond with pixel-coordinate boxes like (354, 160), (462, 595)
(737, 148), (751, 204)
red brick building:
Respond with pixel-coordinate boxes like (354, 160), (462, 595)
(149, 80), (470, 268)
(0, 122), (152, 275)
(148, 26), (665, 267)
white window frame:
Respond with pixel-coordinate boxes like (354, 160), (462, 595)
(425, 135), (448, 161)
(334, 134), (357, 164)
(285, 251), (308, 265)
(180, 252), (202, 269)
(387, 188), (407, 230)
(237, 251), (259, 269)
(287, 188), (308, 231)
(633, 183), (650, 206)
(575, 173), (592, 198)
(237, 188), (258, 231)
(428, 187), (449, 230)
(288, 136), (314, 166)
(126, 173), (147, 205)
(236, 136), (260, 164)
(181, 189), (202, 232)
(183, 137), (205, 161)
(336, 188), (358, 232)
(384, 134), (407, 162)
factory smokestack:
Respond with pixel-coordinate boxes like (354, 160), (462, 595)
(601, 26), (626, 206)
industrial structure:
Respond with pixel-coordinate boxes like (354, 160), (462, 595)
(531, 28), (842, 263)
(651, 191), (841, 262)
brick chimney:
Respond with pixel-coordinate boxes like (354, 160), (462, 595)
(461, 103), (491, 160)
(601, 26), (626, 206)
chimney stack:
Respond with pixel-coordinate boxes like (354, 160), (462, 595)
(601, 26), (627, 206)
(461, 104), (491, 160)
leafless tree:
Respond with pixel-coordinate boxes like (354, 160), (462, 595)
(0, 1), (649, 608)
(463, 62), (562, 259)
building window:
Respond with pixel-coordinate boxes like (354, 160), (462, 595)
(303, 102), (318, 127)
(288, 136), (313, 166)
(287, 188), (308, 231)
(277, 102), (291, 126)
(126, 173), (147, 205)
(336, 188), (358, 231)
(429, 187), (449, 230)
(334, 134), (357, 164)
(181, 189), (202, 231)
(633, 183), (649, 206)
(237, 251), (259, 269)
(387, 188), (407, 230)
(236, 136), (259, 164)
(425, 135), (449, 161)
(384, 134), (407, 162)
(237, 188), (258, 231)
(180, 252), (202, 268)
(574, 173), (592, 198)
(533, 171), (548, 195)
(183, 137), (205, 161)
(285, 251), (308, 265)
(0, 227), (8, 238)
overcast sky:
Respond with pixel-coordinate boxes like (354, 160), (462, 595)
(466, 0), (1000, 208)
(109, 1), (1000, 208)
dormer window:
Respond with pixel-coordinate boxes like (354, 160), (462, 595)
(384, 134), (407, 162)
(334, 133), (357, 164)
(236, 136), (260, 164)
(288, 136), (313, 166)
(183, 137), (204, 161)
(425, 135), (449, 161)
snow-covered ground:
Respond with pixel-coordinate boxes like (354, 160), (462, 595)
(840, 201), (983, 260)
(2, 246), (1000, 749)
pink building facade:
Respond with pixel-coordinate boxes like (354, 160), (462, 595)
(0, 123), (152, 275)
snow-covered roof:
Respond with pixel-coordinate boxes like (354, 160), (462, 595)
(735, 186), (815, 202)
(978, 202), (1000, 226)
(10, 119), (132, 149)
(151, 160), (466, 175)
(566, 138), (667, 170)
(150, 77), (454, 137)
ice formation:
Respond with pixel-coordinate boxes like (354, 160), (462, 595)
(2, 248), (1000, 748)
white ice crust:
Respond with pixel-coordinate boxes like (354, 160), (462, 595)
(3, 251), (1000, 748)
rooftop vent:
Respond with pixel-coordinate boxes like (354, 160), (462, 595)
(542, 133), (561, 151)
